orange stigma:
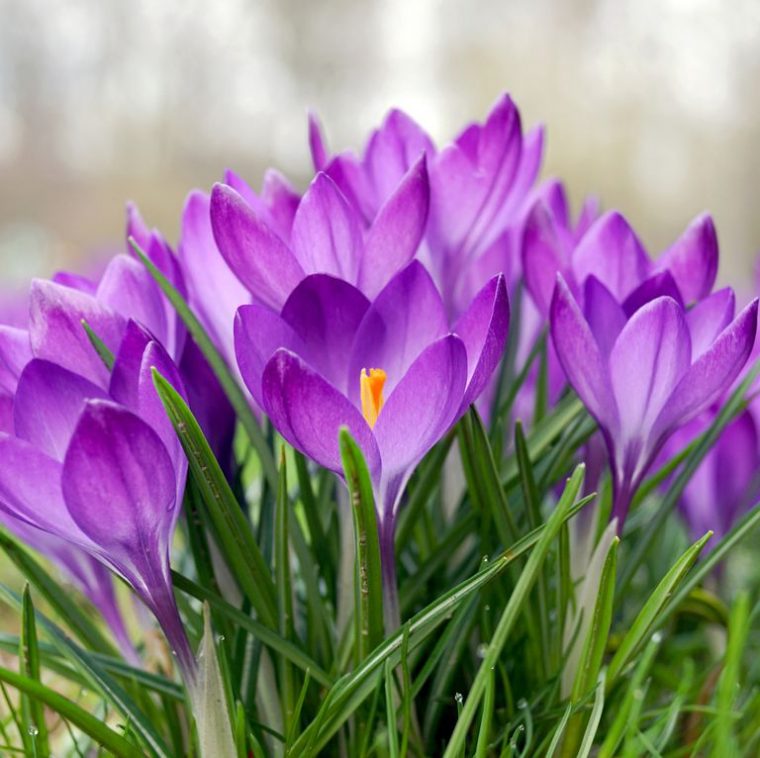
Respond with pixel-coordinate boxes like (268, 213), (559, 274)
(360, 368), (386, 428)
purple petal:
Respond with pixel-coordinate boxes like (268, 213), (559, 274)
(235, 304), (303, 408)
(14, 359), (107, 460)
(374, 335), (467, 515)
(308, 111), (329, 171)
(126, 202), (152, 254)
(95, 254), (172, 352)
(260, 169), (300, 240)
(261, 349), (380, 476)
(453, 274), (510, 410)
(622, 270), (684, 317)
(550, 276), (617, 427)
(52, 271), (99, 295)
(179, 190), (250, 362)
(29, 279), (126, 388)
(359, 156), (430, 298)
(653, 299), (759, 439)
(572, 211), (651, 300)
(501, 124), (545, 218)
(290, 173), (363, 282)
(348, 262), (448, 406)
(61, 400), (178, 579)
(281, 276), (370, 394)
(0, 326), (32, 392)
(686, 288), (736, 360)
(582, 277), (626, 357)
(210, 183), (305, 311)
(610, 297), (691, 453)
(656, 213), (718, 303)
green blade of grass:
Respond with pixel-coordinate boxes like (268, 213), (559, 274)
(19, 587), (49, 758)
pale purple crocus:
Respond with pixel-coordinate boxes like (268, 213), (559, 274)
(551, 276), (758, 531)
(234, 261), (509, 626)
(310, 94), (543, 319)
(0, 322), (195, 681)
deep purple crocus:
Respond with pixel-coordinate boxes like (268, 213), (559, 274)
(0, 322), (195, 681)
(550, 277), (758, 530)
(234, 261), (509, 626)
(310, 94), (543, 319)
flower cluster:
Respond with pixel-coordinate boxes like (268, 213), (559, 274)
(0, 93), (758, 717)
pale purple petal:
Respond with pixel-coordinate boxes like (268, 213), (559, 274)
(14, 359), (107, 461)
(281, 276), (370, 394)
(235, 304), (303, 408)
(550, 276), (617, 427)
(0, 326), (32, 392)
(260, 169), (300, 239)
(656, 213), (718, 303)
(622, 270), (684, 316)
(290, 173), (363, 282)
(261, 349), (380, 476)
(308, 111), (329, 171)
(610, 297), (691, 452)
(653, 299), (759, 439)
(686, 288), (735, 360)
(374, 335), (467, 516)
(29, 279), (126, 388)
(348, 262), (448, 406)
(359, 156), (430, 298)
(210, 183), (305, 311)
(582, 277), (627, 357)
(453, 274), (510, 410)
(572, 211), (651, 300)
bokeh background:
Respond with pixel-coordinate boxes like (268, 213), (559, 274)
(1, 0), (760, 295)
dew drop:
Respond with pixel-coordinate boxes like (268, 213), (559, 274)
(484, 604), (491, 612)
(476, 643), (488, 659)
(651, 631), (663, 644)
(517, 698), (528, 710)
(28, 725), (39, 737)
(216, 634), (225, 643)
(454, 692), (463, 704)
(482, 555), (489, 563)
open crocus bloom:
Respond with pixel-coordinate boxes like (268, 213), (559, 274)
(235, 261), (509, 623)
(210, 156), (430, 312)
(309, 94), (543, 319)
(551, 275), (758, 530)
(0, 322), (195, 682)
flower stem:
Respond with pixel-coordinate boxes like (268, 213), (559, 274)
(380, 519), (401, 633)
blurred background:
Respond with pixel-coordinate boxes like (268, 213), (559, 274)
(1, 0), (760, 296)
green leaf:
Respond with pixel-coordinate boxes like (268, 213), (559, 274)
(152, 369), (278, 628)
(81, 318), (115, 369)
(339, 428), (384, 658)
(19, 587), (49, 758)
(442, 464), (587, 757)
(0, 665), (143, 757)
(607, 531), (712, 686)
(384, 658), (400, 758)
(130, 237), (278, 491)
(474, 669), (495, 758)
(576, 670), (606, 758)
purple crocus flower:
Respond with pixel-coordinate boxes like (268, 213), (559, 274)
(234, 261), (509, 625)
(210, 156), (430, 311)
(0, 322), (195, 681)
(550, 277), (758, 530)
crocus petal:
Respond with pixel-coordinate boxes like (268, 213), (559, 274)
(609, 297), (691, 454)
(52, 271), (99, 295)
(210, 183), (305, 311)
(621, 270), (684, 317)
(348, 261), (448, 406)
(308, 111), (329, 171)
(550, 276), (617, 427)
(572, 211), (651, 300)
(290, 173), (363, 282)
(235, 305), (303, 408)
(453, 274), (510, 411)
(61, 400), (178, 583)
(0, 434), (88, 546)
(501, 124), (545, 218)
(359, 156), (430, 298)
(14, 359), (107, 460)
(373, 335), (467, 516)
(582, 277), (627, 357)
(179, 190), (250, 361)
(653, 299), (759, 440)
(656, 213), (718, 303)
(260, 169), (300, 239)
(29, 279), (126, 387)
(281, 276), (370, 394)
(261, 349), (380, 476)
(96, 254), (171, 351)
(686, 288), (736, 360)
(0, 326), (32, 391)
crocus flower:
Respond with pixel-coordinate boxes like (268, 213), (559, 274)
(234, 261), (509, 626)
(309, 94), (543, 318)
(210, 156), (430, 311)
(551, 276), (758, 530)
(0, 322), (195, 681)
(664, 407), (760, 546)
